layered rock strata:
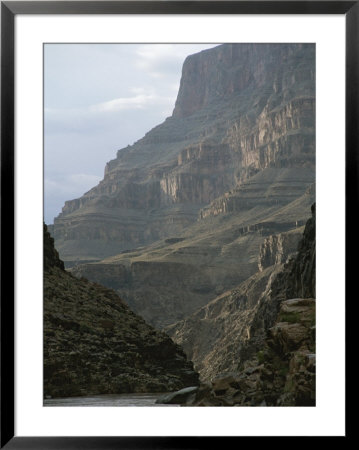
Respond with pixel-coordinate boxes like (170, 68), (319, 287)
(258, 227), (303, 271)
(163, 205), (316, 406)
(53, 43), (315, 266)
(71, 187), (314, 329)
(44, 225), (199, 398)
(162, 298), (315, 406)
(166, 205), (316, 389)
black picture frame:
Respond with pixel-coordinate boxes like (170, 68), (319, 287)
(1, 1), (353, 447)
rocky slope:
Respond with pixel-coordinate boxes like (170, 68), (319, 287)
(53, 43), (315, 267)
(71, 186), (314, 329)
(162, 205), (316, 406)
(166, 265), (283, 381)
(43, 225), (199, 398)
(163, 297), (315, 406)
(165, 218), (307, 381)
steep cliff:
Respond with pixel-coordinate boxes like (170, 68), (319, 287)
(167, 204), (315, 377)
(167, 297), (315, 406)
(53, 43), (315, 267)
(43, 225), (199, 398)
(258, 226), (303, 271)
(163, 205), (316, 406)
(71, 187), (314, 328)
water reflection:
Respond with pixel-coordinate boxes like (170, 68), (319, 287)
(44, 393), (178, 407)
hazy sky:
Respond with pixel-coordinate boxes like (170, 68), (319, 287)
(44, 43), (219, 224)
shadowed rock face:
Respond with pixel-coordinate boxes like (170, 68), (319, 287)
(166, 205), (316, 384)
(171, 298), (315, 407)
(44, 224), (64, 271)
(53, 43), (315, 266)
(164, 205), (316, 406)
(43, 226), (199, 398)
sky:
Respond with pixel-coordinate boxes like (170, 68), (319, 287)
(44, 43), (219, 224)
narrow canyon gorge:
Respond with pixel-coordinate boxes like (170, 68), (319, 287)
(45, 43), (316, 406)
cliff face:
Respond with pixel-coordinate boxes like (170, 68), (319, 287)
(166, 265), (282, 381)
(173, 44), (314, 120)
(171, 298), (315, 406)
(258, 227), (303, 272)
(52, 43), (315, 332)
(53, 43), (315, 266)
(276, 202), (316, 299)
(167, 205), (315, 383)
(43, 226), (199, 398)
(164, 205), (316, 406)
(71, 186), (314, 329)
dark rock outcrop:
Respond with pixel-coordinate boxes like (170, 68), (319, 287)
(44, 224), (64, 271)
(275, 202), (316, 299)
(248, 202), (316, 347)
(43, 227), (199, 398)
(165, 205), (315, 405)
(166, 265), (282, 381)
(174, 297), (315, 406)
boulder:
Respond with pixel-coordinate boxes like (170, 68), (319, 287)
(155, 386), (198, 404)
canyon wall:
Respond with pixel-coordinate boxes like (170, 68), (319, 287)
(44, 225), (199, 398)
(71, 186), (314, 328)
(166, 209), (313, 381)
(165, 205), (316, 406)
(45, 44), (317, 405)
(53, 43), (315, 267)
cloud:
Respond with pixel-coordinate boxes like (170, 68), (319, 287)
(45, 173), (102, 197)
(92, 93), (173, 113)
(44, 43), (220, 223)
(45, 92), (176, 134)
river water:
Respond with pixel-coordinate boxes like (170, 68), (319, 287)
(44, 393), (179, 407)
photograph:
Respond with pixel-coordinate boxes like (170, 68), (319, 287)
(43, 42), (316, 407)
